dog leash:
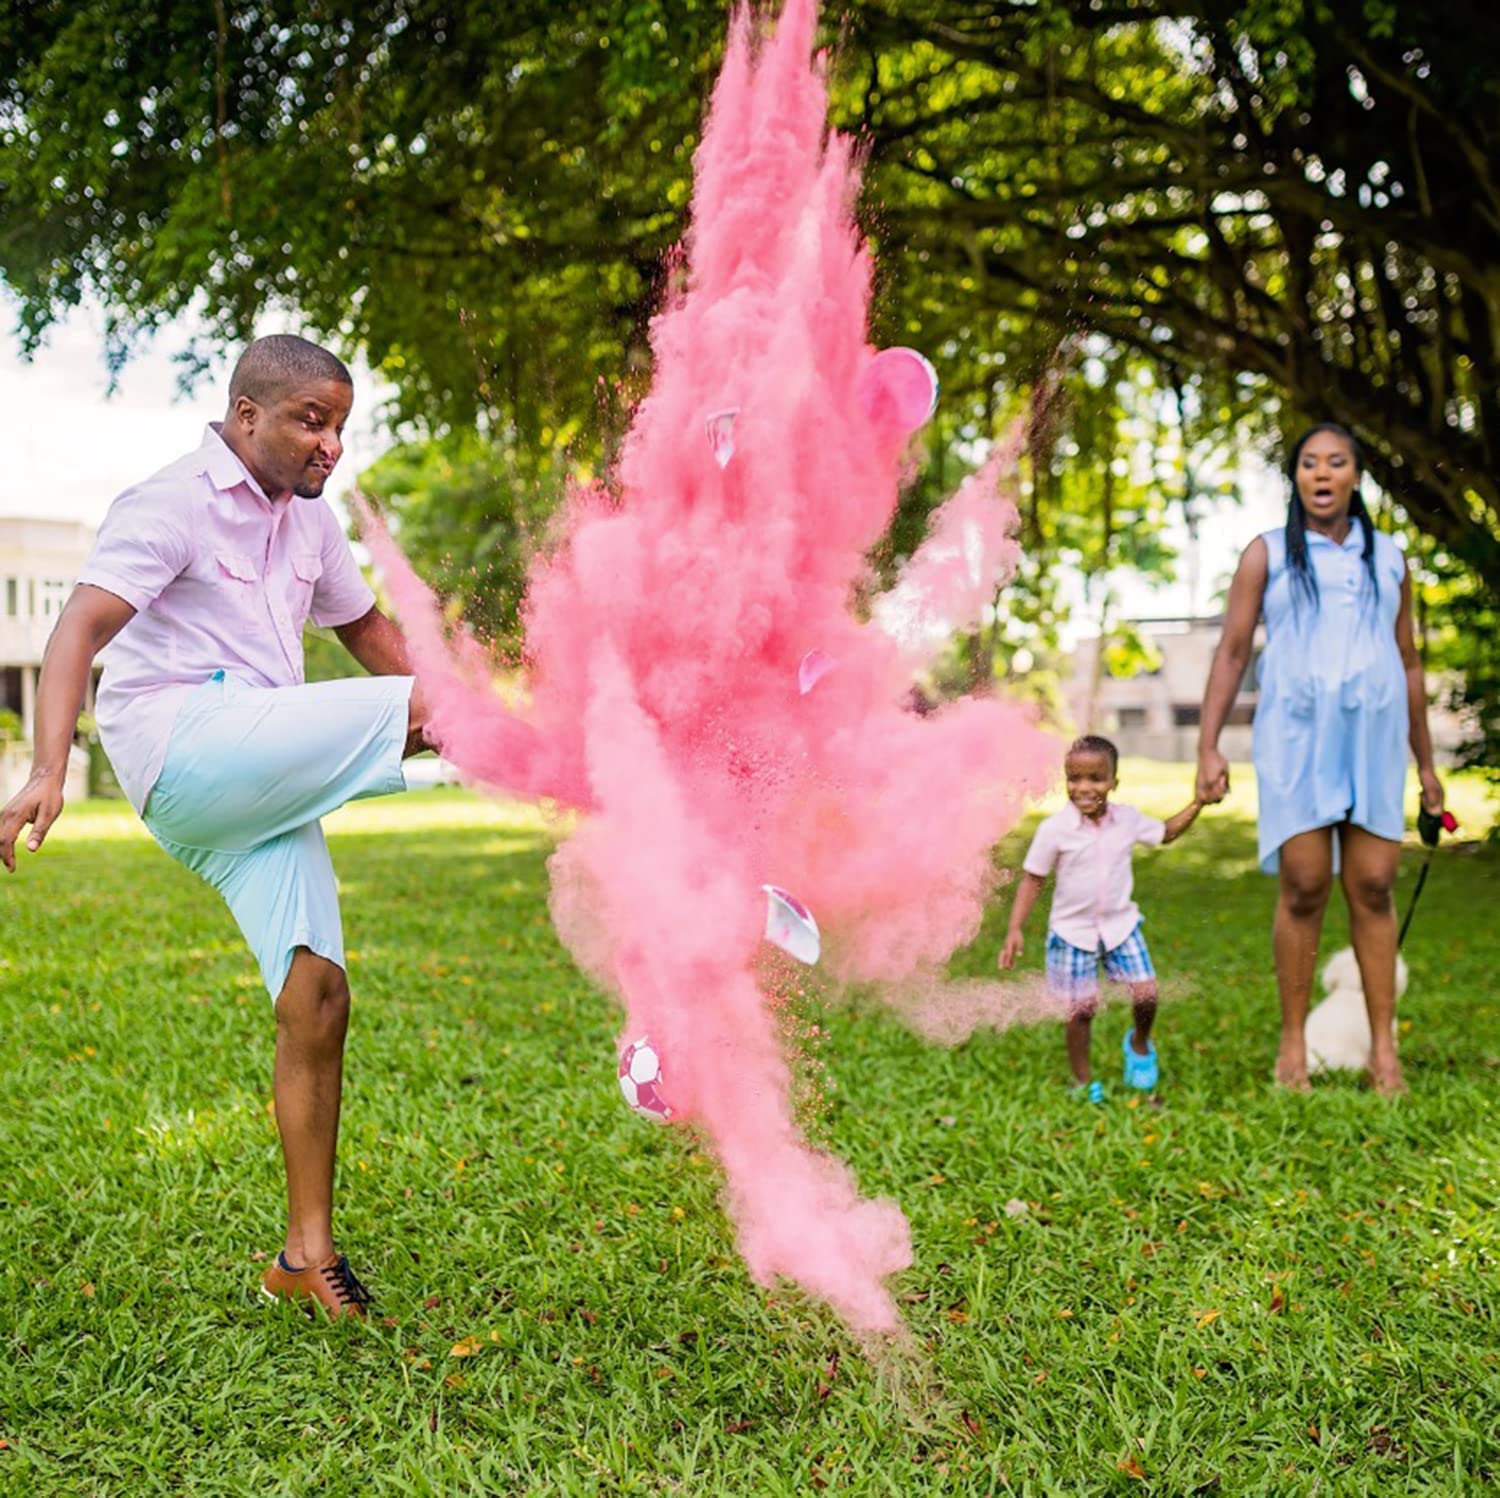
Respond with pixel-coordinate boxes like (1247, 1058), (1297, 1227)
(1397, 805), (1458, 949)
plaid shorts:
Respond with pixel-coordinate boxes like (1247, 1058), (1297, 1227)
(1045, 924), (1156, 1006)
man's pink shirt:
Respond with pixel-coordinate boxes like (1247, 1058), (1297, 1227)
(1022, 801), (1165, 951)
(78, 424), (376, 813)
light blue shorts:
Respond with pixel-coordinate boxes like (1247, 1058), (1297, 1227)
(142, 671), (414, 1000)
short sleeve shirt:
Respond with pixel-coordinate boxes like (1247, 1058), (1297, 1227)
(78, 424), (376, 812)
(1022, 801), (1165, 951)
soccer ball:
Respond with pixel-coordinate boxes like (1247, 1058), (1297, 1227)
(618, 1036), (673, 1123)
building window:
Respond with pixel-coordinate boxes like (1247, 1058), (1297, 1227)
(3, 578), (16, 617)
(1226, 702), (1256, 727)
(40, 580), (68, 620)
(1116, 707), (1148, 729)
(1172, 704), (1201, 727)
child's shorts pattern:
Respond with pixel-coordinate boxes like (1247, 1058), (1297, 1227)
(1046, 924), (1157, 1006)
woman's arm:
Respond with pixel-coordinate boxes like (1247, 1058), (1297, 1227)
(1195, 537), (1269, 803)
(1395, 565), (1444, 814)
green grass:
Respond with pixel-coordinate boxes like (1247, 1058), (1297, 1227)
(1, 767), (1496, 1494)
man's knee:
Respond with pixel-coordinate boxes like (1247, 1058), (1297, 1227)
(277, 951), (351, 1039)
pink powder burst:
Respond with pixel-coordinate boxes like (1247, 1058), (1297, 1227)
(359, 0), (1058, 1335)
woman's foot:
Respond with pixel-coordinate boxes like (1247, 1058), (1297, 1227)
(1367, 1053), (1407, 1096)
(1273, 1054), (1311, 1091)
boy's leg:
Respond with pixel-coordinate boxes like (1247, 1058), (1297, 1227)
(1064, 1008), (1095, 1085)
(1048, 932), (1099, 1086)
(1128, 989), (1158, 1055)
(1104, 927), (1160, 1089)
(274, 949), (351, 1268)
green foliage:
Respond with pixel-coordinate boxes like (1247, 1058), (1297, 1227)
(0, 706), (23, 745)
(2, 783), (1497, 1489)
(5, 0), (1499, 734)
(360, 427), (572, 653)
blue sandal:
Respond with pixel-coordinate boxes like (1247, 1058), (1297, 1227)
(1071, 1080), (1106, 1105)
(1122, 1030), (1159, 1091)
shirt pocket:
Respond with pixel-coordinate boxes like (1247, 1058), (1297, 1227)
(214, 551), (265, 632)
(289, 551), (324, 624)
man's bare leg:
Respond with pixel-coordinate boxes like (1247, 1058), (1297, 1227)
(1272, 829), (1334, 1090)
(273, 948), (351, 1267)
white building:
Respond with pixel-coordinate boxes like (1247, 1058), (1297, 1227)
(1, 517), (96, 800)
(1066, 615), (1469, 763)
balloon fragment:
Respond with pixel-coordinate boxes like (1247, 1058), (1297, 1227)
(858, 347), (940, 435)
(762, 884), (821, 965)
(797, 649), (838, 696)
(705, 407), (741, 468)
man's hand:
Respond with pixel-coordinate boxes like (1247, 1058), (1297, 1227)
(0, 770), (65, 872)
(999, 930), (1024, 970)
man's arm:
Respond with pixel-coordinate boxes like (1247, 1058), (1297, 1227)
(332, 605), (428, 756)
(0, 585), (136, 871)
(333, 604), (411, 676)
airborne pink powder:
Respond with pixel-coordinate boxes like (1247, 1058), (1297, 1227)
(359, 0), (1059, 1334)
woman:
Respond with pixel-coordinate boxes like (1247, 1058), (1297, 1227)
(1196, 424), (1444, 1094)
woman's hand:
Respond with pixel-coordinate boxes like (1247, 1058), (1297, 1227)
(1196, 748), (1230, 805)
(1418, 765), (1444, 815)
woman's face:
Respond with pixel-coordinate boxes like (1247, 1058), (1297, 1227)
(1294, 431), (1360, 526)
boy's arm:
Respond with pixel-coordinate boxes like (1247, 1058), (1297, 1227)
(999, 871), (1047, 968)
(1161, 796), (1205, 845)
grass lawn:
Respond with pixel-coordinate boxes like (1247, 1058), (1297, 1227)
(1, 765), (1496, 1494)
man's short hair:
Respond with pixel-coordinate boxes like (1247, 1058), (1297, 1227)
(228, 335), (352, 408)
(1067, 734), (1119, 774)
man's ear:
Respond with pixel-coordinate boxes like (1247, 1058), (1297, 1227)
(229, 395), (260, 432)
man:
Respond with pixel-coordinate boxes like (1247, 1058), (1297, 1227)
(0, 334), (425, 1318)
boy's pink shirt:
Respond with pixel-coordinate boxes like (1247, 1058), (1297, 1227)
(1022, 800), (1165, 951)
(77, 424), (376, 813)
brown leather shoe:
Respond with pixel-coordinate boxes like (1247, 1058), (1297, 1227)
(260, 1252), (372, 1319)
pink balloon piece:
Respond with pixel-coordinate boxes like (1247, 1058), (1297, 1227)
(797, 649), (838, 695)
(762, 884), (821, 965)
(858, 347), (939, 434)
(705, 406), (740, 468)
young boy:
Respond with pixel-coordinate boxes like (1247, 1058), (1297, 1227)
(1000, 735), (1203, 1101)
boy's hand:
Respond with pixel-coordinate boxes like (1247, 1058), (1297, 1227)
(999, 930), (1024, 969)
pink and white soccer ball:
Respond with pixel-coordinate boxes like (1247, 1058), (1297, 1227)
(618, 1036), (673, 1123)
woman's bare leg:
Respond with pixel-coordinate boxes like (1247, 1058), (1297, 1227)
(1272, 828), (1335, 1089)
(1339, 824), (1405, 1095)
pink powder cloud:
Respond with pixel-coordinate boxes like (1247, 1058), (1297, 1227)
(358, 0), (1059, 1334)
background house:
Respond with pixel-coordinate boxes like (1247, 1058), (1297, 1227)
(1, 516), (96, 800)
(1066, 614), (1471, 763)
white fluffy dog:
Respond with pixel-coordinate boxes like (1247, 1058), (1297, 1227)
(1304, 945), (1409, 1073)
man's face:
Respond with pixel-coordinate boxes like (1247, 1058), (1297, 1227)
(1064, 750), (1116, 820)
(230, 379), (353, 500)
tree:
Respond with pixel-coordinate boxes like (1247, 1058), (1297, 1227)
(5, 1), (1498, 753)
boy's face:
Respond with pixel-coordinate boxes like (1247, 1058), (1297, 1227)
(1064, 749), (1117, 820)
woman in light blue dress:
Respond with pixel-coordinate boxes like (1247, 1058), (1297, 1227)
(1195, 425), (1445, 1094)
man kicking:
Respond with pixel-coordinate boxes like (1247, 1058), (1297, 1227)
(0, 334), (424, 1319)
